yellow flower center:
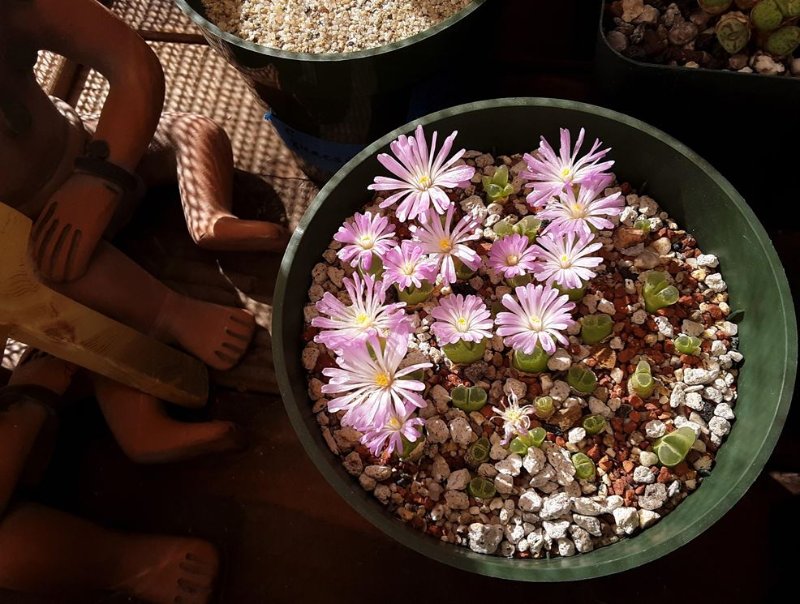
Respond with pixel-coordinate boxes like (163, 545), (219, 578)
(439, 238), (453, 253)
(388, 416), (403, 429)
(527, 315), (543, 330)
(358, 234), (375, 249)
(355, 312), (372, 327)
(506, 254), (519, 266)
(455, 317), (469, 331)
(402, 261), (417, 276)
(560, 167), (572, 180)
(418, 175), (432, 189)
(559, 254), (572, 268)
(375, 372), (391, 388)
(569, 203), (587, 218)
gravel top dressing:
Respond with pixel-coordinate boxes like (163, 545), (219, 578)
(200, 0), (473, 53)
(300, 126), (742, 558)
(605, 0), (800, 76)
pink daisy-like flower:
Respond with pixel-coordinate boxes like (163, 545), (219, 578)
(382, 240), (439, 290)
(361, 405), (425, 457)
(430, 294), (494, 346)
(492, 393), (535, 445)
(531, 231), (603, 291)
(334, 211), (397, 271)
(495, 283), (576, 355)
(322, 333), (431, 432)
(488, 234), (539, 280)
(312, 273), (410, 353)
(411, 206), (481, 285)
(368, 125), (475, 223)
(521, 128), (614, 208)
(538, 185), (623, 237)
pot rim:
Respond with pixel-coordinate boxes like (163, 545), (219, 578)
(596, 0), (800, 84)
(273, 97), (797, 580)
(173, 0), (487, 62)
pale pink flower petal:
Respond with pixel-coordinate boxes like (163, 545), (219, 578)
(312, 273), (410, 353)
(521, 128), (614, 208)
(368, 125), (475, 223)
(531, 231), (603, 290)
(361, 405), (425, 457)
(495, 283), (576, 355)
(538, 185), (623, 237)
(430, 294), (494, 345)
(322, 333), (431, 434)
(382, 240), (439, 290)
(334, 211), (397, 271)
(488, 234), (539, 280)
(410, 206), (481, 286)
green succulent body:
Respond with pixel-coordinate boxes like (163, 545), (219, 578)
(643, 271), (679, 313)
(509, 427), (547, 454)
(442, 339), (486, 365)
(652, 426), (697, 467)
(512, 346), (550, 373)
(628, 360), (657, 398)
(451, 385), (489, 412)
(702, 0), (800, 57)
(396, 280), (434, 305)
(580, 313), (614, 344)
(482, 165), (515, 202)
(567, 364), (598, 395)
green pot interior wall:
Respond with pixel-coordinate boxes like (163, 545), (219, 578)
(273, 98), (796, 581)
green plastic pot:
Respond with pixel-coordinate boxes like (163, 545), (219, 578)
(173, 0), (491, 181)
(273, 98), (796, 580)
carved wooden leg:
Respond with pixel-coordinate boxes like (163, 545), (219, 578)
(94, 375), (246, 464)
(0, 503), (219, 603)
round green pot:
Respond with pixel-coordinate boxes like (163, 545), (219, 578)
(173, 0), (490, 181)
(273, 98), (797, 581)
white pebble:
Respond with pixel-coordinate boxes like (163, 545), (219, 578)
(644, 420), (666, 439)
(612, 507), (640, 534)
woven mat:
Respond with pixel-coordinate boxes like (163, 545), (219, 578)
(72, 41), (307, 179)
(34, 51), (67, 96)
(110, 0), (201, 36)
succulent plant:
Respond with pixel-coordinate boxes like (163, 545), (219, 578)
(652, 426), (697, 467)
(674, 334), (702, 355)
(567, 364), (598, 395)
(396, 280), (434, 305)
(482, 165), (515, 202)
(451, 385), (489, 411)
(468, 476), (497, 499)
(572, 452), (597, 480)
(533, 395), (555, 420)
(580, 313), (614, 345)
(556, 282), (587, 302)
(509, 426), (547, 454)
(752, 0), (785, 29)
(466, 436), (491, 467)
(494, 215), (542, 241)
(628, 360), (657, 398)
(702, 0), (800, 57)
(766, 24), (800, 54)
(582, 413), (607, 435)
(633, 217), (652, 233)
(716, 11), (752, 53)
(512, 346), (550, 373)
(506, 273), (533, 288)
(642, 270), (679, 313)
(454, 257), (477, 280)
(442, 339), (487, 365)
(700, 0), (734, 15)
